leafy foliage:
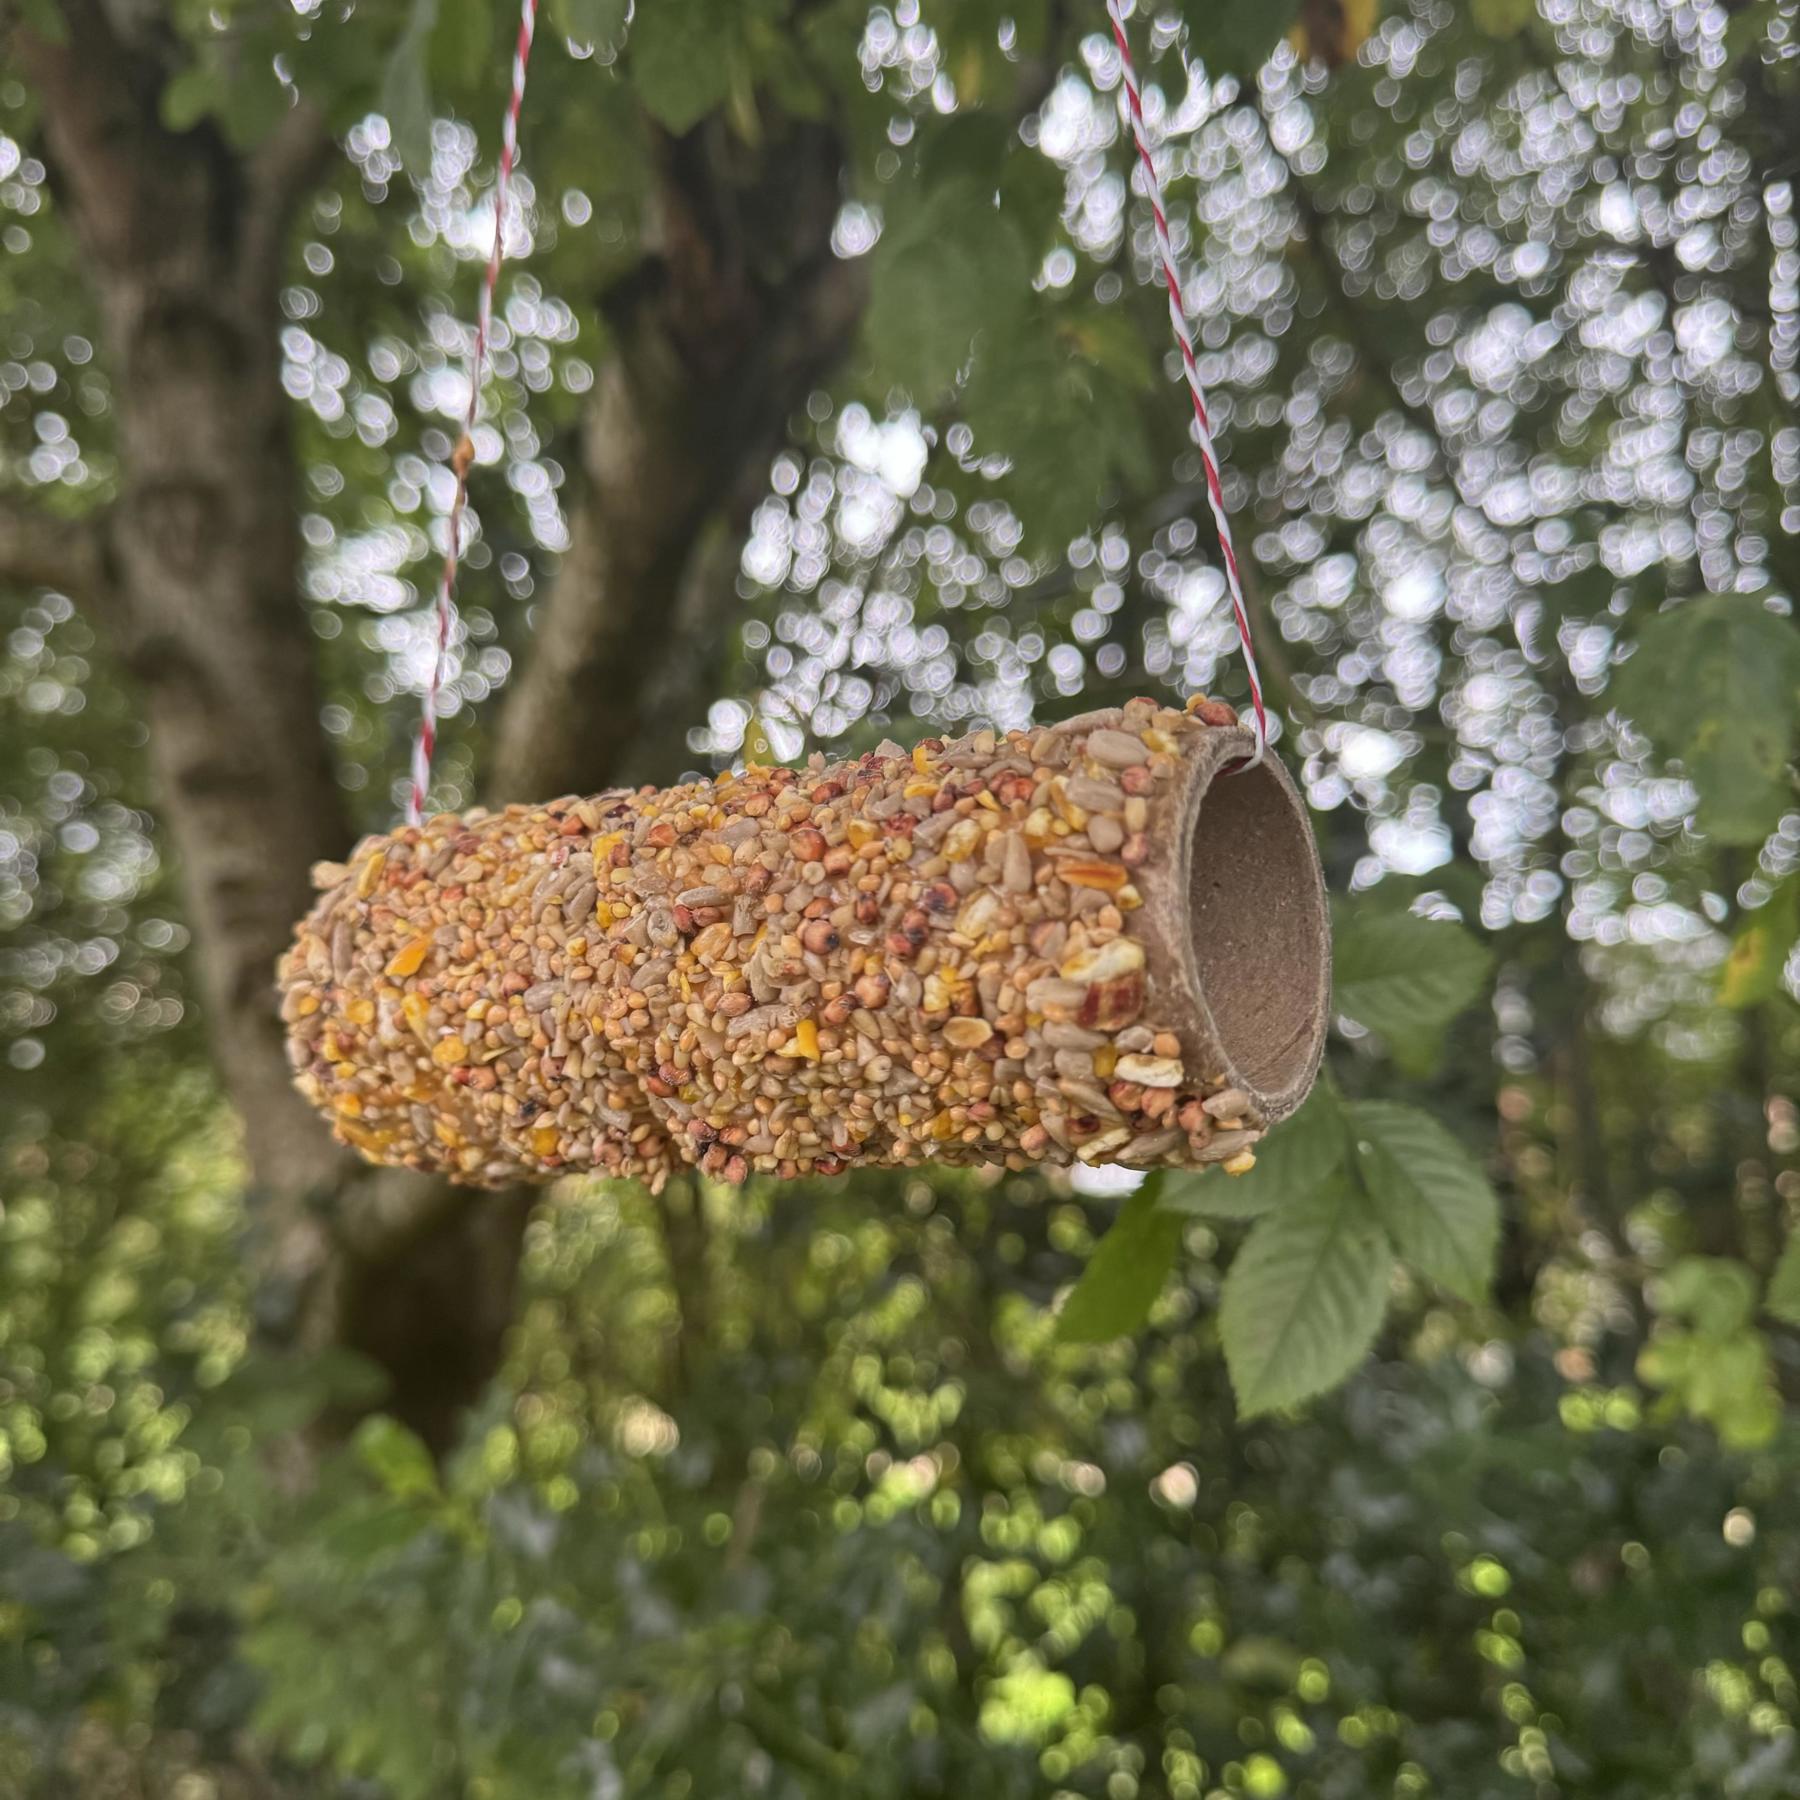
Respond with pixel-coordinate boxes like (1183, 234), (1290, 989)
(864, 159), (1032, 406)
(1768, 1231), (1800, 1330)
(1217, 1183), (1393, 1417)
(381, 0), (441, 175)
(7, 0), (1800, 1792)
(960, 299), (1156, 539)
(1351, 1100), (1499, 1304)
(1054, 1175), (1182, 1343)
(1614, 596), (1800, 846)
(1332, 902), (1492, 1059)
(1637, 1258), (1782, 1450)
(1720, 878), (1798, 1009)
(629, 0), (749, 134)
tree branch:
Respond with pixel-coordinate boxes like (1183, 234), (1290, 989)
(491, 116), (867, 802)
(241, 96), (336, 291)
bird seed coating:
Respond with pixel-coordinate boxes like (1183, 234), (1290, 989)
(279, 696), (1273, 1190)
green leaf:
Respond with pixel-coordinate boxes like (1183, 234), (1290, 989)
(1219, 1182), (1392, 1416)
(218, 57), (291, 152)
(1657, 1256), (1758, 1336)
(629, 1), (736, 133)
(866, 166), (1032, 405)
(1181, 0), (1303, 74)
(742, 705), (780, 765)
(1333, 906), (1492, 1054)
(1614, 595), (1800, 846)
(354, 1415), (441, 1501)
(935, 0), (1050, 108)
(429, 0), (497, 93)
(550, 0), (629, 51)
(1719, 879), (1797, 1009)
(160, 65), (220, 133)
(1767, 1230), (1800, 1328)
(1535, 561), (1616, 625)
(1350, 1101), (1499, 1303)
(959, 302), (1155, 540)
(382, 0), (439, 176)
(1162, 1081), (1347, 1220)
(1638, 1321), (1780, 1450)
(1056, 1176), (1184, 1343)
(319, 1496), (439, 1569)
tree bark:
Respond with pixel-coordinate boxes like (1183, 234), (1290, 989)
(22, 5), (348, 1198)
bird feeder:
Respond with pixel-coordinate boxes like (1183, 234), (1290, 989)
(280, 696), (1329, 1189)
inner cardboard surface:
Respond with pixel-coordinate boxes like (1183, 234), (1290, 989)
(1186, 756), (1330, 1100)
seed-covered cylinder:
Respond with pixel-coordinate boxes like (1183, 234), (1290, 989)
(279, 697), (1329, 1189)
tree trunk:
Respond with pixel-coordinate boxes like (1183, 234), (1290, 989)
(15, 11), (537, 1452)
(104, 171), (350, 1204)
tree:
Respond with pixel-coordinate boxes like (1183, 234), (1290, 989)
(4, 0), (929, 1444)
(5, 0), (1800, 1793)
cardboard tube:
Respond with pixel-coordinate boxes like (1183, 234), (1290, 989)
(280, 698), (1329, 1188)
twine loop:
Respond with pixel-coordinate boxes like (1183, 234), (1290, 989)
(405, 0), (1269, 817)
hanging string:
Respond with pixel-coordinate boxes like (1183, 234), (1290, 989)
(1103, 0), (1269, 763)
(407, 0), (542, 826)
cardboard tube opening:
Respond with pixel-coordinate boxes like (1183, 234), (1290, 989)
(1186, 756), (1329, 1109)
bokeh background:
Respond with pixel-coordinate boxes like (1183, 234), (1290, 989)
(5, 0), (1800, 1793)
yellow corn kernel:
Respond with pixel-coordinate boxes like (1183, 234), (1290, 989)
(1049, 783), (1087, 829)
(386, 937), (430, 978)
(355, 850), (387, 897)
(1061, 860), (1128, 893)
(943, 819), (982, 862)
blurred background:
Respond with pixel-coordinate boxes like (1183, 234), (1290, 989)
(5, 0), (1800, 1793)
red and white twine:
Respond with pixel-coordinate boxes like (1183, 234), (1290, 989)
(407, 0), (541, 826)
(1104, 0), (1269, 762)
